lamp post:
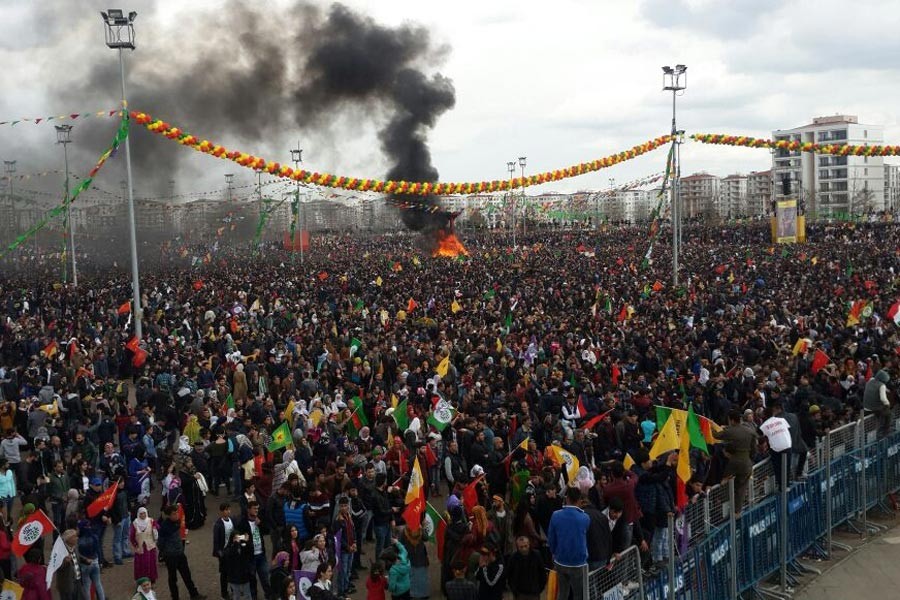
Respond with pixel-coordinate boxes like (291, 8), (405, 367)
(290, 145), (304, 264)
(507, 161), (516, 246)
(519, 157), (527, 236)
(662, 63), (687, 286)
(4, 161), (15, 246)
(55, 125), (77, 286)
(101, 8), (142, 339)
(225, 173), (234, 202)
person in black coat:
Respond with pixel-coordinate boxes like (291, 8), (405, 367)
(505, 536), (547, 600)
(223, 528), (255, 600)
(212, 503), (235, 600)
(474, 542), (505, 600)
(580, 495), (612, 570)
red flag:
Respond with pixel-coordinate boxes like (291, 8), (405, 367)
(125, 336), (140, 353)
(611, 363), (621, 387)
(581, 408), (614, 431)
(12, 510), (54, 556)
(576, 396), (588, 418)
(407, 298), (418, 313)
(617, 304), (627, 322)
(41, 341), (58, 359)
(865, 362), (873, 382)
(508, 415), (518, 444)
(117, 301), (131, 315)
(192, 279), (204, 291)
(462, 475), (484, 514)
(676, 477), (688, 510)
(67, 338), (79, 360)
(87, 481), (119, 517)
(811, 350), (830, 375)
(132, 347), (148, 368)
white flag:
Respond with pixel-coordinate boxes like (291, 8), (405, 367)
(45, 535), (67, 591)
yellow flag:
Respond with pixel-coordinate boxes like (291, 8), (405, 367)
(391, 393), (399, 409)
(792, 338), (810, 356)
(548, 445), (580, 480)
(435, 356), (450, 377)
(495, 337), (503, 352)
(517, 437), (530, 452)
(2, 578), (24, 600)
(405, 457), (424, 504)
(412, 256), (421, 267)
(309, 409), (323, 427)
(397, 310), (407, 321)
(250, 298), (261, 312)
(380, 309), (389, 325)
(677, 411), (692, 483)
(623, 453), (635, 471)
(451, 300), (462, 314)
(285, 399), (295, 428)
(375, 276), (383, 287)
(649, 410), (685, 460)
(811, 256), (818, 265)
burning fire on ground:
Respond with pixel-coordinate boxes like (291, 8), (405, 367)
(432, 230), (469, 258)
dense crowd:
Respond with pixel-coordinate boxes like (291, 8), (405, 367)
(0, 220), (896, 600)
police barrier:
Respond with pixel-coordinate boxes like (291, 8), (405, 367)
(586, 545), (643, 600)
(589, 410), (900, 600)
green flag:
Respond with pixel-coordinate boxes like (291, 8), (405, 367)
(268, 421), (292, 452)
(225, 393), (235, 410)
(483, 289), (496, 300)
(393, 398), (409, 431)
(604, 296), (612, 314)
(346, 396), (368, 438)
(510, 469), (531, 507)
(504, 312), (512, 332)
(656, 405), (671, 433)
(426, 399), (456, 431)
(686, 403), (708, 454)
(349, 337), (362, 357)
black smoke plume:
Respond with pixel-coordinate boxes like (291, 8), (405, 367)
(39, 0), (455, 240)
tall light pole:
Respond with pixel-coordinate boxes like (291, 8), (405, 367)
(290, 145), (304, 264)
(4, 161), (15, 246)
(225, 173), (234, 202)
(507, 161), (516, 246)
(518, 156), (527, 236)
(101, 9), (142, 339)
(662, 64), (687, 286)
(56, 125), (77, 286)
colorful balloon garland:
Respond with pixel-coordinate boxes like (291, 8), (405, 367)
(691, 133), (900, 156)
(130, 111), (672, 196)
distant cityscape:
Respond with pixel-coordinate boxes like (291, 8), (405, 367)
(2, 114), (898, 245)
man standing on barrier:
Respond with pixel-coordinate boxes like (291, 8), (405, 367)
(760, 402), (793, 490)
(548, 486), (590, 600)
(864, 369), (893, 438)
(714, 410), (758, 512)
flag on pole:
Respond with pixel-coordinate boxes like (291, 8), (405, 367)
(45, 534), (68, 591)
(393, 398), (409, 431)
(86, 481), (119, 518)
(407, 298), (418, 312)
(462, 475), (484, 513)
(402, 458), (426, 531)
(117, 301), (131, 315)
(811, 349), (830, 375)
(451, 300), (462, 314)
(516, 437), (529, 452)
(623, 453), (635, 470)
(576, 396), (588, 418)
(887, 299), (900, 326)
(346, 397), (368, 438)
(427, 399), (456, 431)
(41, 341), (58, 359)
(581, 408), (614, 431)
(267, 421), (292, 452)
(435, 355), (450, 378)
(12, 510), (54, 556)
(547, 445), (580, 480)
(349, 337), (362, 357)
(423, 503), (446, 560)
(225, 393), (235, 411)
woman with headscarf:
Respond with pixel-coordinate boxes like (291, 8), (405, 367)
(129, 507), (159, 583)
(300, 533), (330, 574)
(269, 551), (292, 599)
(440, 502), (469, 594)
(64, 490), (81, 530)
(131, 577), (157, 600)
(233, 362), (248, 402)
(401, 526), (429, 600)
(17, 547), (50, 600)
(273, 450), (304, 492)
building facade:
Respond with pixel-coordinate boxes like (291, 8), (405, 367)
(680, 172), (720, 218)
(719, 174), (748, 218)
(772, 115), (885, 217)
(747, 170), (773, 216)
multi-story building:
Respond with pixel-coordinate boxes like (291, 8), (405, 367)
(680, 172), (720, 218)
(747, 170), (774, 216)
(772, 115), (884, 217)
(884, 164), (900, 213)
(720, 174), (748, 218)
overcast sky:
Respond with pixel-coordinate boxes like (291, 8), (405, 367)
(1, 0), (899, 199)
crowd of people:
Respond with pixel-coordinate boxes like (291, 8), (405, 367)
(0, 220), (896, 600)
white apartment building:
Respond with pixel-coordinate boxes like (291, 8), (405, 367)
(680, 172), (720, 218)
(747, 170), (774, 216)
(884, 164), (900, 213)
(719, 174), (748, 218)
(772, 115), (885, 216)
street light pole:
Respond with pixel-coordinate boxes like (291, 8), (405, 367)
(225, 173), (234, 203)
(102, 9), (142, 339)
(662, 64), (687, 286)
(290, 144), (303, 264)
(56, 125), (77, 286)
(519, 157), (527, 236)
(507, 161), (516, 246)
(4, 161), (15, 247)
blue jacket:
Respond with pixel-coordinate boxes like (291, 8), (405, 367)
(547, 505), (590, 567)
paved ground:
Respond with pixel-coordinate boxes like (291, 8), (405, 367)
(795, 521), (900, 600)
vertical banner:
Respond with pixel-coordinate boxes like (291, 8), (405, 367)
(776, 199), (797, 243)
(282, 230), (310, 251)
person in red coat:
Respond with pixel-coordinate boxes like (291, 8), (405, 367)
(18, 548), (51, 600)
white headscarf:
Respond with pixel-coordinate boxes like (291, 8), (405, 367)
(133, 507), (151, 533)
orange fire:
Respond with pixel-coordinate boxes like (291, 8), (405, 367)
(432, 231), (469, 258)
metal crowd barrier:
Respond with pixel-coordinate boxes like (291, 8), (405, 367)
(587, 406), (900, 600)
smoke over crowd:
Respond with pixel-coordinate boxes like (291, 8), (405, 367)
(38, 0), (455, 238)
